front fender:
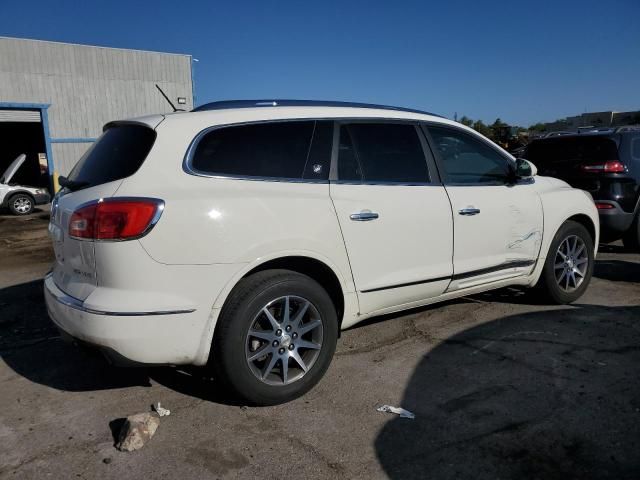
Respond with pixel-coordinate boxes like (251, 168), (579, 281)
(529, 179), (599, 285)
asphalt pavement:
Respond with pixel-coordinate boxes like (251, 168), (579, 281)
(1, 209), (638, 479)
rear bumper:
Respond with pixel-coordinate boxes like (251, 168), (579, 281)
(43, 273), (208, 365)
(597, 202), (635, 240)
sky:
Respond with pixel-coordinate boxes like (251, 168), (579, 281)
(1, 0), (639, 126)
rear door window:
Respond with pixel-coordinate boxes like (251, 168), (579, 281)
(67, 124), (156, 188)
(337, 123), (430, 183)
(191, 121), (332, 180)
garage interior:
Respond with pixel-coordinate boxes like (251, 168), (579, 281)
(0, 109), (48, 189)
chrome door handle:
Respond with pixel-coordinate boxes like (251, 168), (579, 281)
(350, 211), (379, 221)
(458, 207), (480, 216)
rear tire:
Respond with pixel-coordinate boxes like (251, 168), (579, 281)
(622, 212), (640, 252)
(211, 269), (338, 406)
(8, 194), (34, 215)
(535, 220), (594, 304)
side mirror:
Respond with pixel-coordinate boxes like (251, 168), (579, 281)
(515, 158), (537, 178)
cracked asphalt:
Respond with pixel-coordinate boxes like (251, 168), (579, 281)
(1, 209), (639, 479)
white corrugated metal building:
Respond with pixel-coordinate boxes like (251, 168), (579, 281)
(0, 36), (194, 190)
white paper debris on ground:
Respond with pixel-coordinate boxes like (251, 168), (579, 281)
(377, 405), (415, 419)
(153, 402), (171, 417)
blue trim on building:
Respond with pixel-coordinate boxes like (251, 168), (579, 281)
(50, 138), (97, 143)
(0, 102), (50, 109)
(0, 102), (55, 192)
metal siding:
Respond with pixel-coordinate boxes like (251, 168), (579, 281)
(51, 142), (92, 177)
(0, 37), (193, 176)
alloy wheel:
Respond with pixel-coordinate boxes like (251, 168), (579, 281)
(13, 197), (32, 214)
(245, 295), (323, 386)
(554, 235), (588, 292)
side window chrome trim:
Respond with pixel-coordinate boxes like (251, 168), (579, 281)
(330, 180), (438, 186)
(182, 118), (330, 183)
(183, 117), (428, 184)
(184, 117), (450, 185)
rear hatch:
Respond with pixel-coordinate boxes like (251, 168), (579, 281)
(49, 122), (158, 300)
(525, 134), (620, 192)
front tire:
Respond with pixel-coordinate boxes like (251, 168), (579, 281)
(535, 220), (594, 304)
(212, 269), (338, 405)
(9, 194), (34, 215)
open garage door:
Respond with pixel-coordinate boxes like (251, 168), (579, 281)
(0, 109), (41, 123)
(0, 108), (48, 188)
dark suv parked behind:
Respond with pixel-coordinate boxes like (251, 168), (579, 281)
(525, 127), (640, 250)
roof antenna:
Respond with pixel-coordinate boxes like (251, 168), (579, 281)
(155, 84), (183, 112)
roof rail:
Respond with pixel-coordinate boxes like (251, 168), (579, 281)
(544, 131), (575, 137)
(191, 99), (443, 117)
(614, 125), (640, 133)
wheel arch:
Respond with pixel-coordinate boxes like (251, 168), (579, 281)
(5, 190), (36, 211)
(212, 252), (349, 326)
(529, 209), (599, 287)
(241, 256), (345, 324)
(8, 189), (36, 203)
(566, 213), (597, 246)
(197, 254), (348, 365)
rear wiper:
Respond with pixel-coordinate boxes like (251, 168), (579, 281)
(58, 176), (89, 191)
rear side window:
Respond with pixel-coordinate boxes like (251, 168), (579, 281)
(67, 124), (156, 188)
(427, 125), (510, 185)
(191, 121), (332, 180)
(337, 123), (430, 183)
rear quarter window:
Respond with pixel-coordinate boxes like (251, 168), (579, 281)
(190, 121), (332, 180)
(67, 124), (156, 188)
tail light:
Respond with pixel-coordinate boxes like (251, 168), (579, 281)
(594, 202), (615, 210)
(581, 161), (626, 173)
(69, 198), (164, 240)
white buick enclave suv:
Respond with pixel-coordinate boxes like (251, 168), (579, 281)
(44, 101), (599, 405)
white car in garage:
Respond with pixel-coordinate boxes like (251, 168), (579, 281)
(0, 154), (50, 215)
(44, 100), (598, 404)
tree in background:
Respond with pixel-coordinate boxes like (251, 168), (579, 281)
(456, 115), (509, 140)
(472, 119), (493, 139)
(459, 115), (473, 127)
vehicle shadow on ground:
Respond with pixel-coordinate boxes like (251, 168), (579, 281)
(374, 304), (640, 479)
(593, 258), (640, 283)
(0, 280), (240, 404)
(597, 243), (627, 254)
(1, 254), (637, 407)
